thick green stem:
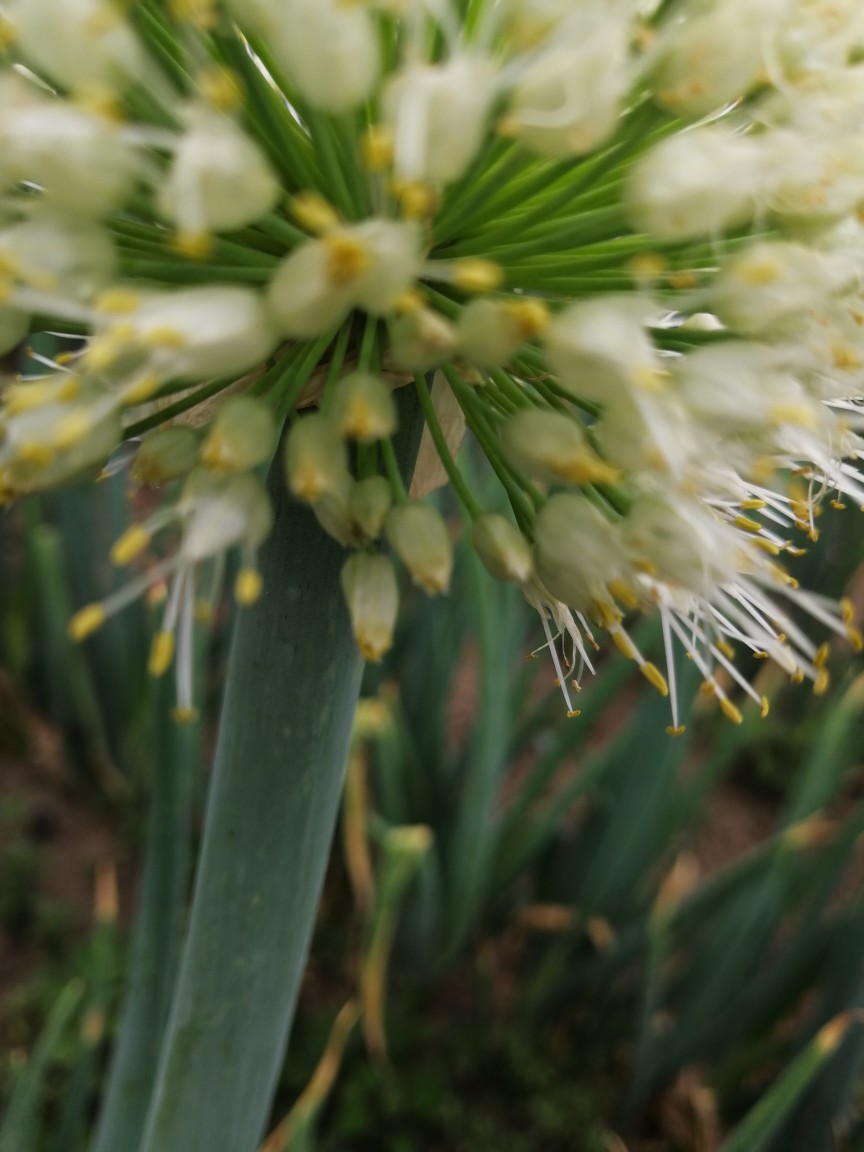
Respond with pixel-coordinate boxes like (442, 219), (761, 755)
(139, 397), (422, 1152)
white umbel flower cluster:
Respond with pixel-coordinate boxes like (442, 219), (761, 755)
(1, 0), (863, 723)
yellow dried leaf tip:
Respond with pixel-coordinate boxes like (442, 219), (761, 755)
(148, 630), (175, 678)
(235, 568), (263, 606)
(69, 603), (106, 642)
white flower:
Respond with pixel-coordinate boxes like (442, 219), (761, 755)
(92, 286), (278, 385)
(4, 0), (144, 94)
(651, 0), (783, 118)
(226, 0), (380, 113)
(544, 296), (663, 403)
(624, 125), (765, 241)
(0, 78), (140, 216)
(384, 54), (499, 185)
(502, 13), (633, 156)
(156, 108), (281, 243)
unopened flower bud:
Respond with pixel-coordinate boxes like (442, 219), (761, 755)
(350, 219), (424, 315)
(132, 426), (201, 487)
(472, 514), (533, 583)
(266, 237), (356, 338)
(313, 487), (359, 548)
(284, 413), (350, 504)
(201, 396), (277, 471)
(500, 409), (619, 487)
(456, 298), (547, 368)
(385, 502), (453, 594)
(533, 493), (628, 611)
(389, 308), (458, 370)
(330, 372), (397, 442)
(384, 54), (498, 185)
(341, 552), (399, 661)
(179, 469), (273, 560)
(157, 109), (280, 240)
(350, 475), (392, 540)
(625, 127), (765, 241)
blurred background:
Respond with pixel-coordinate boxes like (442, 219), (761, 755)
(4, 356), (864, 1152)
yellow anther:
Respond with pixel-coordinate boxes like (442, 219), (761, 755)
(699, 679), (716, 697)
(0, 15), (15, 49)
(96, 289), (141, 315)
(668, 271), (698, 290)
(847, 625), (864, 653)
(452, 259), (504, 294)
(641, 662), (669, 697)
(815, 643), (830, 669)
(174, 231), (213, 260)
(831, 500), (846, 510)
(791, 668), (805, 684)
(69, 603), (106, 642)
(608, 579), (639, 609)
(740, 498), (766, 511)
(110, 525), (151, 566)
(394, 288), (424, 314)
(361, 125), (394, 171)
(555, 450), (619, 486)
(786, 545), (807, 557)
(753, 538), (781, 555)
(172, 706), (200, 724)
(324, 233), (370, 285)
(198, 66), (242, 110)
(235, 567), (263, 605)
(814, 668), (830, 696)
(145, 326), (187, 349)
(501, 298), (549, 339)
(291, 192), (341, 236)
(55, 352), (79, 367)
(768, 402), (817, 428)
(761, 696), (770, 719)
(17, 441), (54, 466)
(123, 374), (162, 404)
(148, 630), (175, 677)
(840, 597), (855, 624)
(666, 725), (686, 736)
(734, 515), (763, 533)
(169, 0), (217, 27)
(593, 599), (622, 629)
(52, 411), (91, 450)
(632, 366), (670, 393)
(719, 697), (743, 725)
(612, 631), (637, 660)
(740, 259), (780, 286)
(627, 252), (667, 281)
(717, 638), (735, 660)
(394, 181), (438, 219)
(566, 709), (581, 719)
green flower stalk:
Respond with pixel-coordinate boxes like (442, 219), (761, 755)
(2, 0), (863, 731)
